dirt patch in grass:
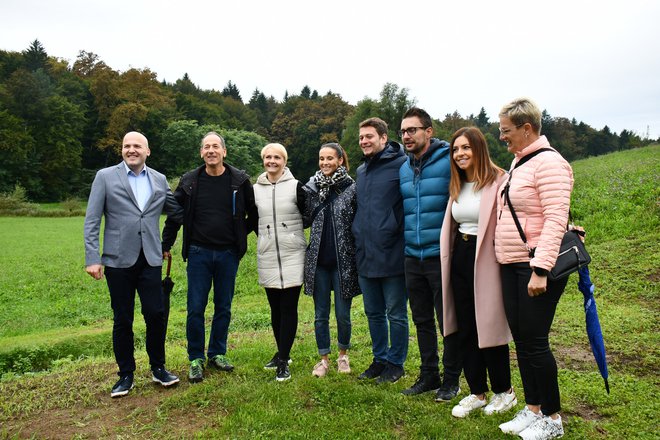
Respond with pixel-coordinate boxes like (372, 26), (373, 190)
(554, 344), (600, 371)
(647, 267), (660, 283)
(2, 387), (218, 439)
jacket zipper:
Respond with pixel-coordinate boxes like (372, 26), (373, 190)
(271, 184), (285, 289)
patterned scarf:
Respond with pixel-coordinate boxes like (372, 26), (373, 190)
(313, 166), (349, 201)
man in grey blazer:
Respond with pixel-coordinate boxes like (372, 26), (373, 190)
(84, 131), (183, 398)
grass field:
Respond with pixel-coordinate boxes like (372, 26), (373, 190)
(0, 145), (658, 439)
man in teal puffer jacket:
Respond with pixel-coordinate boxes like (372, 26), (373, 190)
(398, 108), (462, 401)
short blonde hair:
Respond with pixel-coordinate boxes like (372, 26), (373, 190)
(499, 97), (542, 134)
(261, 143), (288, 163)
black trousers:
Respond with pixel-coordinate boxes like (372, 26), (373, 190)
(501, 263), (568, 415)
(104, 250), (166, 376)
(451, 235), (511, 395)
(405, 257), (462, 383)
(266, 285), (301, 361)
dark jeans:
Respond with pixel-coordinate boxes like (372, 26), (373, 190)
(501, 263), (568, 415)
(405, 257), (461, 383)
(186, 245), (239, 361)
(266, 285), (301, 361)
(105, 250), (166, 376)
(359, 275), (409, 367)
(452, 236), (510, 395)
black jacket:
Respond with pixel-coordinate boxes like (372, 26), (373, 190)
(162, 163), (257, 260)
(303, 176), (360, 299)
(351, 141), (407, 277)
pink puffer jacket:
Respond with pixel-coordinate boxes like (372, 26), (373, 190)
(495, 136), (574, 271)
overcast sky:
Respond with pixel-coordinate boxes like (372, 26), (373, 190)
(2, 0), (659, 138)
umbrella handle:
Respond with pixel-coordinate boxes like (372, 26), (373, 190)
(166, 254), (172, 277)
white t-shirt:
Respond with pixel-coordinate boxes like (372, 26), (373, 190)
(452, 182), (481, 236)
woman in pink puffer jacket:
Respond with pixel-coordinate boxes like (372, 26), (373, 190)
(495, 98), (573, 440)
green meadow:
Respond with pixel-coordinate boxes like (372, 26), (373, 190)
(0, 145), (658, 439)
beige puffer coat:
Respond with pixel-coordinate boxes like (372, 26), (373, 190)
(254, 168), (306, 289)
(495, 136), (574, 271)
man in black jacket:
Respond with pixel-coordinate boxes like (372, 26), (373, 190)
(162, 132), (257, 383)
(352, 117), (409, 384)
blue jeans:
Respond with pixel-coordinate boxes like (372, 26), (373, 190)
(186, 245), (239, 361)
(359, 275), (409, 367)
(313, 266), (353, 355)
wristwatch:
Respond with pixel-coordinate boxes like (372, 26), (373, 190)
(533, 267), (549, 276)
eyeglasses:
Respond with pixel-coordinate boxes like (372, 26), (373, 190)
(499, 124), (524, 135)
(397, 126), (428, 138)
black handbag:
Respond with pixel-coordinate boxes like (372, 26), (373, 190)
(547, 229), (591, 280)
(501, 148), (591, 281)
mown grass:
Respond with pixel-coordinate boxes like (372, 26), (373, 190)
(0, 145), (658, 439)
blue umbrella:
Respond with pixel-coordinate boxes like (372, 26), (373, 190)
(577, 265), (610, 393)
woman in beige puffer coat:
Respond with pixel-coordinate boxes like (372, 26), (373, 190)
(254, 143), (307, 382)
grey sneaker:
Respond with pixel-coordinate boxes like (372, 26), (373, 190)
(208, 354), (234, 372)
(519, 414), (564, 440)
(188, 358), (204, 383)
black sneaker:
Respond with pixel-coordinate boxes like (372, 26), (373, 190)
(275, 359), (291, 382)
(358, 361), (387, 380)
(152, 367), (180, 387)
(264, 352), (291, 370)
(435, 383), (461, 402)
(401, 374), (442, 395)
(208, 355), (234, 372)
(111, 374), (134, 398)
(376, 363), (405, 384)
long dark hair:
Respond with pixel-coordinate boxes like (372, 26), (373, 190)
(449, 127), (503, 199)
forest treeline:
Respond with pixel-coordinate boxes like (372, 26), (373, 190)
(0, 40), (654, 202)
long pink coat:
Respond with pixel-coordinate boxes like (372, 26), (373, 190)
(441, 174), (512, 348)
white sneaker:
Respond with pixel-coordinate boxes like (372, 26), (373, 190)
(451, 394), (487, 418)
(499, 406), (542, 435)
(519, 415), (564, 440)
(337, 354), (351, 373)
(312, 359), (329, 377)
(484, 388), (517, 415)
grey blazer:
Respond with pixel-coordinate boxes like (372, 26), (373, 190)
(84, 162), (182, 268)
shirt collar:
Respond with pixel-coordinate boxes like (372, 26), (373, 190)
(123, 161), (148, 177)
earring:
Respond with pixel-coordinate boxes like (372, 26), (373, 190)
(525, 132), (529, 138)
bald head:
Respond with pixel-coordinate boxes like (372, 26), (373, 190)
(122, 131), (151, 173)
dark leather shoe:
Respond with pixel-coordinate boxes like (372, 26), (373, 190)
(376, 363), (405, 384)
(111, 374), (134, 398)
(401, 374), (442, 395)
(152, 367), (180, 387)
(358, 361), (387, 380)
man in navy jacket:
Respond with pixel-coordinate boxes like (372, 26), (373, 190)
(352, 117), (409, 384)
(398, 108), (462, 401)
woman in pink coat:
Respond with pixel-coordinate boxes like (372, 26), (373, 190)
(441, 127), (515, 419)
(495, 98), (573, 440)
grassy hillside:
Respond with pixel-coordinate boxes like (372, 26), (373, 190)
(0, 145), (658, 439)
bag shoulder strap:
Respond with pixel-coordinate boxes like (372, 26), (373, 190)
(501, 148), (555, 256)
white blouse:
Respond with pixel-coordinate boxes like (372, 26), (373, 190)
(452, 182), (481, 236)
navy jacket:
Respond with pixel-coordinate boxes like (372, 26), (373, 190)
(399, 138), (451, 259)
(352, 141), (407, 278)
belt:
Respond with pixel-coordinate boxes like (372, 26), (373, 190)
(460, 233), (477, 242)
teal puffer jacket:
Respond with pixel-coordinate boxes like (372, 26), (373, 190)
(399, 139), (451, 260)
